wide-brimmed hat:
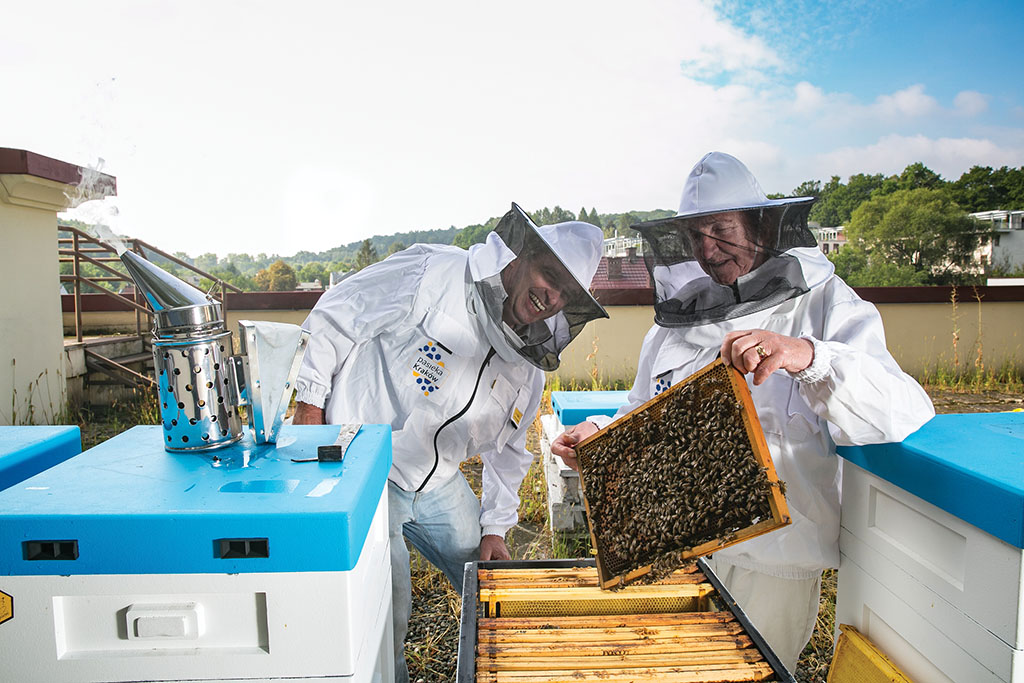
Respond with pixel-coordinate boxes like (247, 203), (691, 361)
(674, 151), (814, 220)
(631, 151), (818, 257)
(534, 216), (604, 297)
(628, 152), (821, 328)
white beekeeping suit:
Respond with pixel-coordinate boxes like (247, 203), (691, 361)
(594, 153), (935, 671)
(295, 203), (607, 683)
(613, 256), (934, 573)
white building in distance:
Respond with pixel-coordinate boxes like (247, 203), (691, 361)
(603, 234), (644, 258)
(971, 210), (1024, 274)
(810, 224), (847, 256)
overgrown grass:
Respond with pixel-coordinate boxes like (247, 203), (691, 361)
(798, 569), (837, 683)
(917, 362), (1024, 393)
(918, 286), (1024, 393)
(4, 363), (74, 426)
(76, 388), (160, 449)
(545, 372), (632, 392)
(515, 453), (549, 527)
(551, 530), (592, 560)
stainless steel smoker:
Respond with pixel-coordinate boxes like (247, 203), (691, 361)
(120, 250), (309, 451)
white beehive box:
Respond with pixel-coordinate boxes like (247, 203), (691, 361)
(0, 424), (394, 683)
(836, 413), (1024, 683)
(539, 392), (629, 533)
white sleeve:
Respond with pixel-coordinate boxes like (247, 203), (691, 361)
(795, 292), (935, 446)
(479, 372), (545, 537)
(294, 250), (428, 408)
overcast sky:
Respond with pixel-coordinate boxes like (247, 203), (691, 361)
(5, 0), (1022, 257)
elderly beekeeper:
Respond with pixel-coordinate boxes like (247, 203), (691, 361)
(293, 203), (607, 682)
(552, 152), (934, 670)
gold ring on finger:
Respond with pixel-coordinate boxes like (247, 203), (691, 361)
(755, 344), (769, 359)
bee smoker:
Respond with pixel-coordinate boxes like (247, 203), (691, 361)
(120, 250), (310, 452)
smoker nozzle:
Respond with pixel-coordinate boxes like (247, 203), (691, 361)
(120, 250), (222, 337)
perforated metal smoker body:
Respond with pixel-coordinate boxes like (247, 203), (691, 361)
(154, 330), (245, 450)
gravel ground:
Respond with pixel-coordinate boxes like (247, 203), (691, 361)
(405, 558), (462, 683)
(928, 388), (1023, 414)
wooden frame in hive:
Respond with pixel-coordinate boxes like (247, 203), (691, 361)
(575, 358), (790, 589)
(457, 559), (796, 682)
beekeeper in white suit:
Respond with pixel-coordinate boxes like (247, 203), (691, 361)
(552, 152), (934, 671)
(294, 203), (607, 682)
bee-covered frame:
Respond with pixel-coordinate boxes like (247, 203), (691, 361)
(575, 358), (791, 589)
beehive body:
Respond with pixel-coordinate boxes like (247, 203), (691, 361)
(460, 559), (794, 682)
(575, 359), (790, 588)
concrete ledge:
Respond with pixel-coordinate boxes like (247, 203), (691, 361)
(62, 291), (325, 312)
(63, 337), (148, 407)
(855, 285), (1024, 303)
(0, 148), (116, 211)
(60, 287), (1024, 383)
(62, 285), (1024, 314)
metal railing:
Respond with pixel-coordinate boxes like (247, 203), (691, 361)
(58, 225), (242, 388)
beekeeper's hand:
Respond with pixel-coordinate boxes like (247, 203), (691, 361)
(292, 401), (326, 425)
(480, 534), (511, 561)
(551, 421), (599, 472)
(721, 329), (814, 386)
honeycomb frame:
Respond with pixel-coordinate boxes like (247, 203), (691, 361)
(575, 358), (791, 589)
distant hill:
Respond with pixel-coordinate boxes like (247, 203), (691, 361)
(58, 206), (676, 289)
(289, 226), (462, 265)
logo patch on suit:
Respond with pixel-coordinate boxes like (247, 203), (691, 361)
(653, 373), (671, 396)
(412, 341), (448, 396)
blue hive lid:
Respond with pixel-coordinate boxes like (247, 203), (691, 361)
(0, 424), (391, 575)
(837, 412), (1024, 548)
(0, 425), (81, 492)
(551, 391), (631, 427)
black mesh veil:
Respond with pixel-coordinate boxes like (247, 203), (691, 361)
(474, 204), (608, 371)
(632, 201), (818, 327)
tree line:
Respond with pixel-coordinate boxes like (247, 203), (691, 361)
(59, 162), (1023, 293)
(788, 163), (1024, 285)
(59, 207), (675, 293)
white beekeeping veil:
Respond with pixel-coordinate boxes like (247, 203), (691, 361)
(470, 203), (608, 370)
(631, 152), (821, 327)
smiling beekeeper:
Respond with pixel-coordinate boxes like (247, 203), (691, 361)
(552, 152), (935, 670)
(293, 203), (607, 682)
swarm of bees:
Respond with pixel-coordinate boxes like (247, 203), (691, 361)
(577, 361), (784, 587)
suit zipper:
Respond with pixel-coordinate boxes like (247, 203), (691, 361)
(418, 347), (497, 492)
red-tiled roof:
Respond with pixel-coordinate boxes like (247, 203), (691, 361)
(590, 256), (653, 305)
(591, 256), (650, 289)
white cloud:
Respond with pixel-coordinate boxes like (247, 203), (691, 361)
(716, 139), (783, 169)
(953, 90), (989, 117)
(8, 0), (1024, 257)
(43, 0), (801, 255)
(813, 134), (1023, 181)
(793, 81), (826, 113)
(677, 3), (784, 81)
(872, 84), (940, 118)
(782, 82), (999, 134)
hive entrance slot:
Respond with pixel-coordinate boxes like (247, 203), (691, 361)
(217, 538), (270, 559)
(23, 540), (79, 561)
